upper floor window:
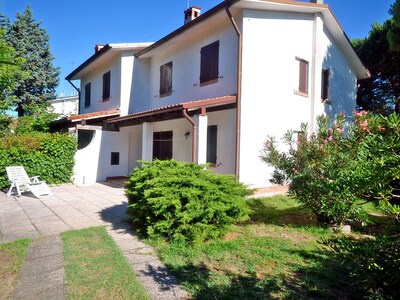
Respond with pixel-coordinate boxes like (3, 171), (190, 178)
(200, 41), (219, 86)
(84, 82), (91, 108)
(102, 71), (111, 101)
(321, 68), (330, 102)
(159, 61), (173, 98)
(296, 58), (309, 96)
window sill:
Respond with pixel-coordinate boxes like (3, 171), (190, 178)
(200, 78), (218, 87)
(322, 99), (332, 105)
(159, 91), (172, 98)
(294, 91), (309, 98)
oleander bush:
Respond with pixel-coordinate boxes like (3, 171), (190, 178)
(125, 160), (252, 244)
(0, 132), (77, 189)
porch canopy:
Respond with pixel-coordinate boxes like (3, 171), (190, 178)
(104, 95), (236, 130)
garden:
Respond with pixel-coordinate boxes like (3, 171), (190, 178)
(124, 111), (399, 299)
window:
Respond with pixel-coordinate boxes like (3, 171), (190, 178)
(102, 71), (111, 101)
(159, 61), (173, 97)
(111, 152), (120, 165)
(200, 41), (219, 86)
(153, 131), (173, 160)
(207, 125), (217, 165)
(297, 58), (309, 95)
(321, 68), (330, 102)
(84, 82), (91, 108)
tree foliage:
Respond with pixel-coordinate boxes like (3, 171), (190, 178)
(355, 1), (400, 114)
(4, 6), (60, 117)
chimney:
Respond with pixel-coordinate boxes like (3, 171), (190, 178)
(310, 0), (324, 4)
(184, 6), (201, 24)
(95, 44), (105, 53)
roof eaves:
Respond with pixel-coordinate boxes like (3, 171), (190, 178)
(136, 0), (240, 57)
(65, 44), (112, 81)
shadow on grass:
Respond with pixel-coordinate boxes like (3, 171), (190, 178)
(161, 248), (357, 300)
(247, 198), (318, 227)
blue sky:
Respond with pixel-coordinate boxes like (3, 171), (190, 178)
(0, 0), (394, 97)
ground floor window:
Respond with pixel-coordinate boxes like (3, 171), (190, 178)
(207, 125), (217, 165)
(153, 131), (173, 160)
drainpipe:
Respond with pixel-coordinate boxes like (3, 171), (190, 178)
(67, 79), (81, 114)
(183, 108), (198, 163)
(225, 0), (242, 180)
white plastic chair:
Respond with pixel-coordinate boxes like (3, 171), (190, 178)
(6, 166), (52, 198)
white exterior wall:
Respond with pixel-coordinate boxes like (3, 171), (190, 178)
(120, 52), (135, 116)
(80, 56), (122, 114)
(73, 129), (130, 185)
(132, 22), (238, 112)
(239, 10), (358, 188)
(239, 10), (314, 188)
(315, 26), (358, 118)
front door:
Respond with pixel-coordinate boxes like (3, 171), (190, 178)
(153, 131), (173, 160)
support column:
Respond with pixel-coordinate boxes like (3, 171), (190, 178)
(142, 122), (153, 161)
(194, 114), (208, 164)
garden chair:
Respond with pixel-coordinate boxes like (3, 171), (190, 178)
(6, 166), (52, 198)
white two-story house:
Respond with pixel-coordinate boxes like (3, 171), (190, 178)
(66, 0), (369, 188)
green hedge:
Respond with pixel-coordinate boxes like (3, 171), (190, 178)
(125, 160), (253, 244)
(0, 132), (77, 189)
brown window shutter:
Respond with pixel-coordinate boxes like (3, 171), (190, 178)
(299, 60), (308, 94)
(102, 71), (111, 100)
(84, 82), (91, 108)
(321, 68), (330, 100)
(160, 61), (173, 97)
(200, 41), (219, 84)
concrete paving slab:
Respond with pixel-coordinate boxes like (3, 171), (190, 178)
(14, 236), (66, 300)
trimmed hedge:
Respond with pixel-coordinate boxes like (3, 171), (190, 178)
(125, 160), (253, 244)
(0, 132), (77, 189)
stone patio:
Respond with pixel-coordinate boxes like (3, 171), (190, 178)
(0, 182), (127, 243)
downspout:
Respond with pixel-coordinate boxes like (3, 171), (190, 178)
(183, 109), (198, 163)
(67, 79), (81, 114)
(225, 1), (242, 180)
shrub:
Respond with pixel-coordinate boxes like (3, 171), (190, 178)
(0, 132), (77, 189)
(326, 234), (400, 299)
(260, 112), (400, 226)
(125, 160), (252, 244)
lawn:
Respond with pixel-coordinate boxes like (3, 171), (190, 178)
(148, 195), (362, 299)
(61, 226), (149, 300)
(0, 238), (32, 300)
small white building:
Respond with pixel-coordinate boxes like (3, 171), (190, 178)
(51, 95), (79, 118)
(66, 0), (369, 188)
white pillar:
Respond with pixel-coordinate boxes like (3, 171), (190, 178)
(142, 122), (153, 161)
(194, 114), (208, 164)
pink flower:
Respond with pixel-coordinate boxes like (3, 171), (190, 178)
(328, 136), (333, 142)
(292, 168), (299, 174)
(336, 127), (343, 134)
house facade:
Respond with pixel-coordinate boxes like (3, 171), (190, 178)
(66, 0), (369, 188)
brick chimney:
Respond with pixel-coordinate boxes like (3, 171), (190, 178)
(184, 6), (201, 24)
(310, 0), (324, 4)
(95, 44), (105, 53)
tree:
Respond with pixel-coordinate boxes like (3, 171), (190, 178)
(7, 6), (60, 117)
(0, 27), (26, 134)
(355, 1), (400, 114)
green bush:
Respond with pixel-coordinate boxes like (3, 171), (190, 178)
(261, 112), (400, 226)
(125, 160), (252, 244)
(327, 234), (400, 299)
(0, 132), (77, 189)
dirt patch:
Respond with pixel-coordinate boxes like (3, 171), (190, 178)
(250, 224), (314, 243)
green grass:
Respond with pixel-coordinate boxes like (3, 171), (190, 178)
(148, 195), (360, 299)
(61, 226), (149, 300)
(0, 239), (32, 300)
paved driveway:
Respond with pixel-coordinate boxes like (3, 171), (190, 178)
(0, 183), (128, 243)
